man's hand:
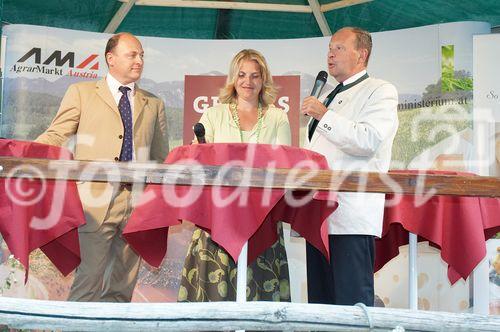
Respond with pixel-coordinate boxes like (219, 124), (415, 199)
(300, 96), (328, 120)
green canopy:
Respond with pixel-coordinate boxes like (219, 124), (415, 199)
(2, 0), (500, 39)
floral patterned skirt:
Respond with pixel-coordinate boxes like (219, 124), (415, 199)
(178, 222), (290, 302)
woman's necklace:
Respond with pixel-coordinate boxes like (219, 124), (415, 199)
(230, 102), (263, 143)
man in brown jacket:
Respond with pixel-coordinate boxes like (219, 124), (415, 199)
(36, 32), (169, 302)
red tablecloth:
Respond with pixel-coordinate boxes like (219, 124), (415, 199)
(123, 143), (338, 267)
(375, 170), (500, 284)
(0, 139), (85, 279)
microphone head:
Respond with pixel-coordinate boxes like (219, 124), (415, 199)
(316, 70), (328, 84)
(193, 122), (205, 137)
(310, 70), (329, 98)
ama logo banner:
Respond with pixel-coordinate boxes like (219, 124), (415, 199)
(12, 47), (100, 79)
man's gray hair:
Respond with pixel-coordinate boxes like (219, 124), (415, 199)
(339, 27), (372, 65)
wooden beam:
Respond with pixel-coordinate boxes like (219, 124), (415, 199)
(321, 0), (373, 13)
(118, 0), (374, 14)
(104, 0), (137, 33)
(119, 0), (312, 13)
(120, 0), (373, 13)
(307, 0), (332, 36)
(1, 298), (499, 331)
(1, 157), (499, 197)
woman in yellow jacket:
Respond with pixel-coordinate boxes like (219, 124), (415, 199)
(178, 49), (291, 302)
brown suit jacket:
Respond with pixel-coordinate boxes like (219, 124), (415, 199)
(36, 78), (169, 231)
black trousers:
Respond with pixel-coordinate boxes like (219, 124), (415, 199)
(306, 234), (375, 306)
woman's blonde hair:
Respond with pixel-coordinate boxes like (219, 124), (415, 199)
(219, 49), (277, 108)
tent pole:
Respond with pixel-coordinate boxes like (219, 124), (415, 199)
(307, 0), (331, 36)
(104, 0), (137, 34)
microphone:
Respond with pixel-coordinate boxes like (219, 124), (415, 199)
(310, 70), (328, 98)
(193, 122), (206, 144)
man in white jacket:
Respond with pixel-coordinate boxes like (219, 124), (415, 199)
(301, 27), (399, 306)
